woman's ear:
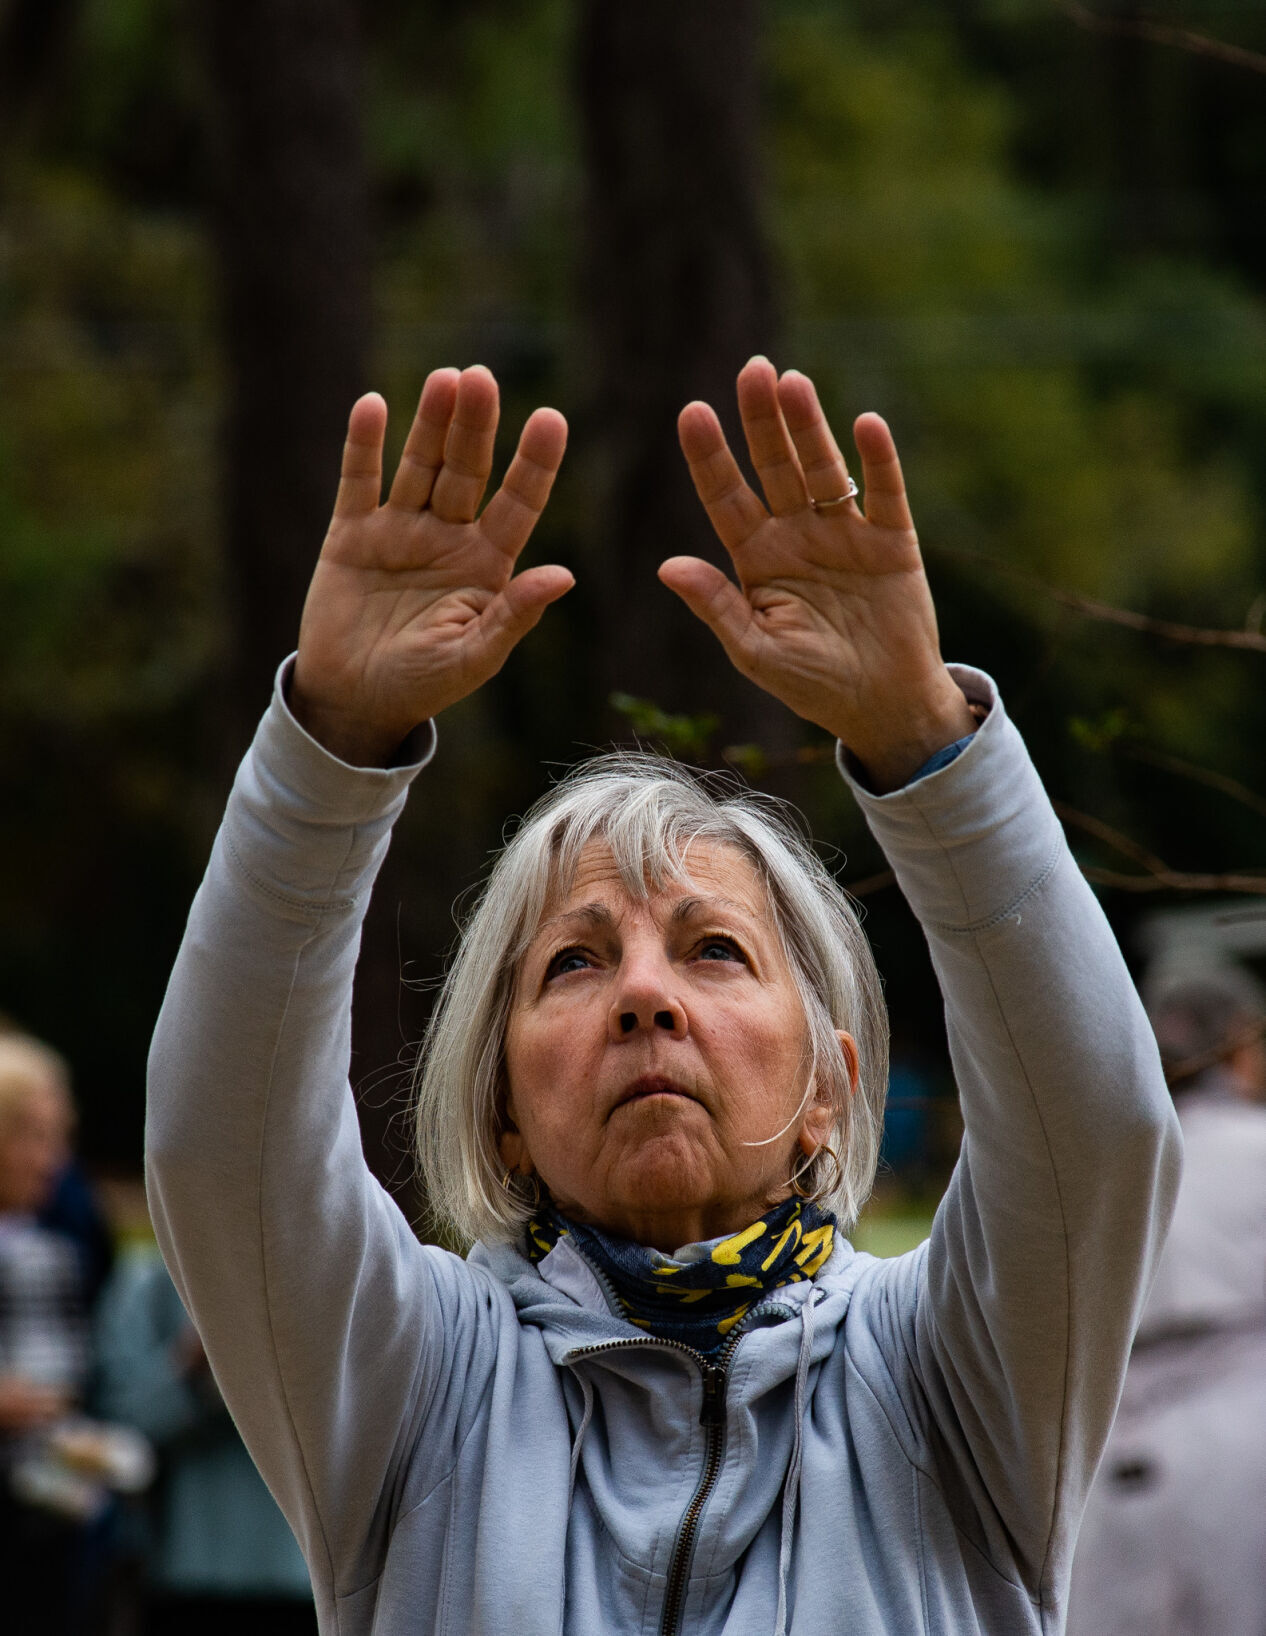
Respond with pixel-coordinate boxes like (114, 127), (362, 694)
(798, 1101), (831, 1157)
(837, 1030), (860, 1096)
(796, 1031), (859, 1158)
(497, 1093), (530, 1174)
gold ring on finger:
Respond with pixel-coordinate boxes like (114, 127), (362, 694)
(810, 478), (859, 513)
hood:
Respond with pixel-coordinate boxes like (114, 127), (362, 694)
(468, 1232), (870, 1373)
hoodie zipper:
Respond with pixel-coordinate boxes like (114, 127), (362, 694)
(564, 1301), (795, 1636)
(657, 1343), (737, 1636)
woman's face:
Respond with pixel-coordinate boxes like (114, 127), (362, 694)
(501, 840), (855, 1251)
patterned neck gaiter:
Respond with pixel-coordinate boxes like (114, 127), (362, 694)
(526, 1195), (836, 1356)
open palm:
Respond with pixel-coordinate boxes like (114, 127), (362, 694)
(663, 357), (973, 788)
(293, 366), (571, 765)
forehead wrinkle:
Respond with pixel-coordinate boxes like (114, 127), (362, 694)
(670, 893), (764, 929)
(531, 840), (774, 947)
(532, 900), (619, 943)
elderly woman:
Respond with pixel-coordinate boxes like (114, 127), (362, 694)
(146, 359), (1180, 1636)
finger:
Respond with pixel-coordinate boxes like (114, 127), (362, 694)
(657, 556), (758, 675)
(677, 400), (768, 555)
(776, 371), (859, 513)
(479, 407), (568, 560)
(387, 368), (460, 510)
(476, 564), (575, 670)
(736, 356), (809, 517)
(853, 412), (914, 531)
(429, 365), (501, 523)
(332, 393), (387, 518)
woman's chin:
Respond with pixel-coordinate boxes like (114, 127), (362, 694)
(604, 1134), (719, 1219)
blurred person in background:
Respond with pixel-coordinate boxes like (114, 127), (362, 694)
(39, 1159), (116, 1318)
(1067, 964), (1266, 1636)
(0, 1016), (115, 1313)
(94, 1241), (316, 1636)
(0, 1031), (94, 1635)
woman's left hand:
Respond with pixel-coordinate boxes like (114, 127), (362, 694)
(663, 357), (975, 791)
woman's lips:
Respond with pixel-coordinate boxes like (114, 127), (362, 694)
(613, 1075), (697, 1111)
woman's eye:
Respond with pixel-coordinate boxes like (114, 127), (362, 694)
(545, 948), (592, 979)
(697, 937), (744, 963)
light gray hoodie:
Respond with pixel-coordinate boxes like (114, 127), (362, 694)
(145, 663), (1181, 1636)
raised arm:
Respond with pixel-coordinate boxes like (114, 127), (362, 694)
(292, 365), (571, 764)
(146, 368), (569, 1608)
(664, 355), (974, 790)
(671, 360), (1181, 1601)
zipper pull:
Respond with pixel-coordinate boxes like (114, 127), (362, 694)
(699, 1366), (726, 1427)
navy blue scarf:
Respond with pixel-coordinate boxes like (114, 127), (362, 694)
(526, 1195), (835, 1356)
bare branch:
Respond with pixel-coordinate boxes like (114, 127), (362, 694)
(1055, 802), (1172, 876)
(936, 542), (1266, 654)
(1120, 744), (1266, 822)
(721, 743), (836, 777)
(845, 869), (897, 898)
(1165, 1022), (1266, 1087)
(1081, 865), (1266, 894)
(1044, 587), (1266, 653)
(1055, 0), (1266, 76)
(1056, 801), (1266, 894)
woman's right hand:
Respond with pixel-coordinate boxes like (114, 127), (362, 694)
(292, 365), (571, 766)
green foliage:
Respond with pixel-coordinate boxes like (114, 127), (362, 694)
(766, 0), (1266, 901)
(370, 0), (576, 336)
(6, 0), (1266, 1161)
(770, 1), (1262, 609)
(1067, 708), (1131, 755)
(608, 694), (721, 760)
(0, 168), (219, 728)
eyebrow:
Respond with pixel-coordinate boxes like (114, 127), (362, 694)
(536, 893), (757, 943)
(669, 895), (758, 927)
(533, 902), (618, 942)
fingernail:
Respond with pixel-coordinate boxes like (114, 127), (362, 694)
(746, 354), (771, 369)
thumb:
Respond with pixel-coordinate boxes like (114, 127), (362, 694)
(476, 565), (575, 670)
(658, 557), (756, 672)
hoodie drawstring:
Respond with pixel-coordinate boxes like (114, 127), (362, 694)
(775, 1289), (816, 1636)
(567, 1370), (595, 1512)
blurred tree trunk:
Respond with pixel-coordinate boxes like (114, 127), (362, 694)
(201, 0), (418, 1196)
(574, 0), (790, 748)
(201, 0), (371, 738)
(0, 0), (84, 144)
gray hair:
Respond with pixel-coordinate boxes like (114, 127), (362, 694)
(413, 752), (888, 1245)
(1143, 962), (1266, 1088)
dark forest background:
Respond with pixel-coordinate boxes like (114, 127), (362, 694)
(5, 0), (1266, 1223)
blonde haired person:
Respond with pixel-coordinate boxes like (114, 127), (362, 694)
(0, 1033), (80, 1432)
(0, 1033), (93, 1636)
(148, 359), (1180, 1636)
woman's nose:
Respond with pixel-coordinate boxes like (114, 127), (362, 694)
(607, 955), (688, 1041)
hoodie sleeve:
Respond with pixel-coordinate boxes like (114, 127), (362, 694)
(843, 665), (1182, 1608)
(144, 663), (504, 1605)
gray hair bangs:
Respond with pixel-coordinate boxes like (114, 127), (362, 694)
(413, 752), (888, 1246)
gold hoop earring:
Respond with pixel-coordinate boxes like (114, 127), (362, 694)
(501, 1168), (541, 1209)
(791, 1142), (843, 1205)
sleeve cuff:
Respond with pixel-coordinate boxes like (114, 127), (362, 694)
(836, 664), (995, 793)
(216, 658), (439, 906)
(836, 666), (1064, 930)
(275, 655), (437, 777)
